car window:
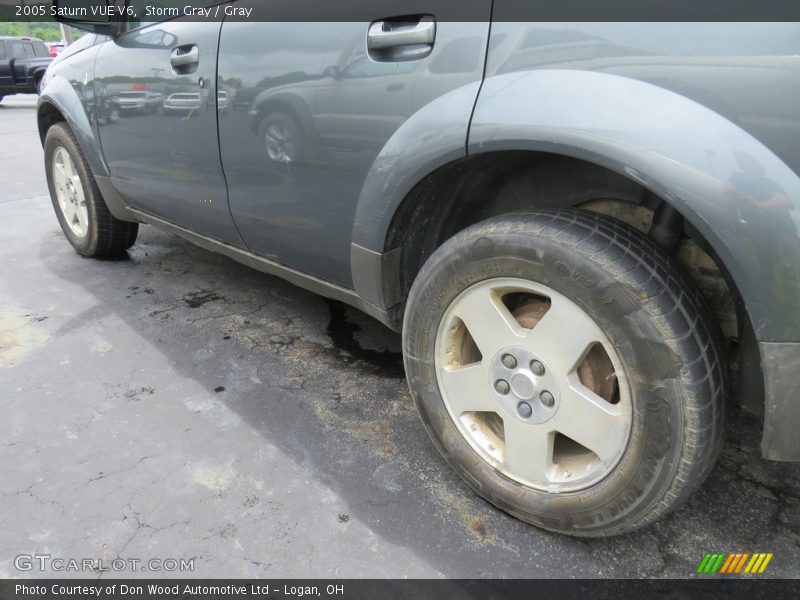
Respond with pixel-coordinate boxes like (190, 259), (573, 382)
(0, 43), (6, 60)
(22, 42), (36, 58)
(10, 41), (25, 59)
(32, 41), (49, 57)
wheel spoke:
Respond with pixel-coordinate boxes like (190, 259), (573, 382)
(438, 363), (496, 414)
(525, 295), (603, 374)
(552, 382), (628, 464)
(53, 162), (67, 189)
(75, 205), (89, 233)
(452, 287), (520, 356)
(62, 199), (76, 223)
(503, 419), (552, 485)
(62, 155), (74, 179)
(72, 175), (85, 201)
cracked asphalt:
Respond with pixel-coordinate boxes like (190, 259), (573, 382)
(2, 94), (799, 579)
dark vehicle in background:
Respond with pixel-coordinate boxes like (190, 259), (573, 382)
(38, 1), (800, 537)
(0, 36), (52, 102)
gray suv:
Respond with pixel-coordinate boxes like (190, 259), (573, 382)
(39, 1), (800, 536)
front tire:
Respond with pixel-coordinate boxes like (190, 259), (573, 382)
(403, 210), (726, 536)
(45, 122), (139, 258)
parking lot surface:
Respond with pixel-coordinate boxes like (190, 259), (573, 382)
(2, 94), (800, 578)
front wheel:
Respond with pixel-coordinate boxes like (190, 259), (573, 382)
(403, 210), (726, 537)
(45, 122), (139, 258)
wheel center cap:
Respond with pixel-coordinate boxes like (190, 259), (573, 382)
(510, 373), (535, 400)
(488, 346), (560, 424)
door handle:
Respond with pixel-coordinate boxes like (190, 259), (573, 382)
(170, 45), (199, 68)
(368, 17), (435, 50)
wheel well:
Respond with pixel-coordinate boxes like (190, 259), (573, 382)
(37, 101), (66, 145)
(253, 99), (307, 137)
(386, 150), (763, 411)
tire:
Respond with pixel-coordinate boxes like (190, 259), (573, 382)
(403, 210), (726, 537)
(258, 112), (304, 164)
(45, 122), (139, 258)
(35, 75), (44, 95)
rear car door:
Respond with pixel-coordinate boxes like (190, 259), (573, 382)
(0, 41), (12, 92)
(94, 1), (243, 245)
(218, 0), (491, 287)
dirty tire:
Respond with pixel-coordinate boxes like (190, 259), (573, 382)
(403, 210), (726, 537)
(45, 122), (139, 258)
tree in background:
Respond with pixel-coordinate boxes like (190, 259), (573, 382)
(0, 21), (80, 42)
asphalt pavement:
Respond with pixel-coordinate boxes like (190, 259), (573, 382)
(2, 94), (799, 578)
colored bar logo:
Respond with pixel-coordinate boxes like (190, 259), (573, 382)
(696, 552), (773, 574)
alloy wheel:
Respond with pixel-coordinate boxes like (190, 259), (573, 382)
(434, 277), (632, 492)
(52, 147), (89, 238)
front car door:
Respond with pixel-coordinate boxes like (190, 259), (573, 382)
(94, 1), (242, 245)
(218, 0), (492, 287)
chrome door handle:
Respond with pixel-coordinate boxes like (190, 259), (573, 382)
(170, 45), (199, 68)
(368, 18), (436, 50)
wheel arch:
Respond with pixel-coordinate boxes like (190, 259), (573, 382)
(249, 92), (314, 141)
(37, 75), (109, 178)
(353, 70), (800, 347)
(30, 66), (48, 85)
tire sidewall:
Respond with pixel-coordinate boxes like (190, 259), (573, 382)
(45, 125), (98, 256)
(404, 219), (690, 535)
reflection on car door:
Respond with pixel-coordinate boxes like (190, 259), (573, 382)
(217, 0), (491, 287)
(313, 55), (419, 152)
(95, 17), (242, 245)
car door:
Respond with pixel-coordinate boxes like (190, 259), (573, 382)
(94, 1), (243, 245)
(0, 41), (13, 92)
(218, 0), (491, 288)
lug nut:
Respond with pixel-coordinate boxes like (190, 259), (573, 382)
(530, 360), (545, 376)
(540, 390), (555, 407)
(494, 379), (510, 395)
(517, 402), (533, 418)
(501, 354), (517, 369)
